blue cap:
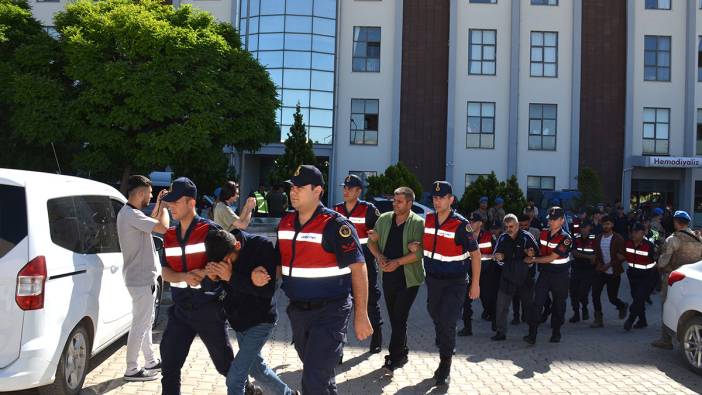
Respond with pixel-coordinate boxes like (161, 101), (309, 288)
(653, 207), (664, 216)
(432, 181), (453, 197)
(288, 165), (325, 187)
(479, 196), (488, 203)
(673, 210), (692, 223)
(341, 174), (363, 189)
(162, 177), (197, 202)
(495, 197), (504, 205)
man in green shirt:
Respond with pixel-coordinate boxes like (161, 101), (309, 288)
(367, 187), (425, 373)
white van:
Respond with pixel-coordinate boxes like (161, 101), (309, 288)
(0, 169), (162, 394)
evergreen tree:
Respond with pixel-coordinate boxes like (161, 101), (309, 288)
(576, 167), (604, 208)
(500, 175), (527, 216)
(366, 162), (423, 199)
(458, 172), (500, 216)
(270, 104), (316, 184)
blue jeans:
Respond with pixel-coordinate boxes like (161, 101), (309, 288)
(226, 322), (293, 395)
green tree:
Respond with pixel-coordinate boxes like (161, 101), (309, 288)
(457, 172), (500, 215)
(366, 162), (423, 199)
(0, 0), (78, 173)
(500, 175), (527, 216)
(269, 104), (316, 185)
(576, 167), (604, 208)
(12, 0), (281, 192)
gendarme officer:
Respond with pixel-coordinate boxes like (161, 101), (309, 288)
(258, 165), (373, 394)
(333, 174), (383, 353)
(422, 181), (481, 386)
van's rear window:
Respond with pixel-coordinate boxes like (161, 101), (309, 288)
(0, 185), (28, 259)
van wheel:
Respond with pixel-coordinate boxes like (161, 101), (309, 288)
(39, 324), (91, 395)
(680, 316), (702, 376)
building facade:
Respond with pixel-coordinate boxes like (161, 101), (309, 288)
(28, 0), (702, 222)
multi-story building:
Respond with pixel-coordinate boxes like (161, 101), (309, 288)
(28, 0), (702, 223)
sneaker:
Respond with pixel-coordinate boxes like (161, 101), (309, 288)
(145, 359), (161, 371)
(634, 319), (648, 329)
(124, 369), (159, 382)
(245, 382), (263, 395)
(383, 355), (408, 372)
(651, 338), (674, 350)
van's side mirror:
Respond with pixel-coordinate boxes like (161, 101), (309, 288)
(153, 235), (164, 251)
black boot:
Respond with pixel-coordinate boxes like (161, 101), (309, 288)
(435, 357), (452, 386)
(582, 306), (590, 321)
(458, 320), (472, 337)
(618, 303), (629, 320)
(550, 327), (561, 343)
(568, 310), (580, 323)
(624, 315), (635, 331)
(523, 325), (537, 345)
(634, 315), (648, 329)
(370, 326), (382, 354)
(491, 332), (506, 341)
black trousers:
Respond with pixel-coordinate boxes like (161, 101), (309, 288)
(592, 272), (626, 312)
(477, 261), (500, 320)
(161, 303), (234, 395)
(364, 250), (383, 330)
(570, 262), (595, 311)
(287, 297), (351, 395)
(533, 269), (569, 330)
(426, 275), (467, 358)
(382, 269), (419, 362)
(627, 268), (658, 321)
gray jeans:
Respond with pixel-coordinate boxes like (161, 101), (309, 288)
(125, 285), (158, 374)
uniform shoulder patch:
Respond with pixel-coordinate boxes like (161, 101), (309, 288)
(563, 238), (571, 246)
(339, 224), (352, 238)
(466, 223), (473, 233)
(375, 208), (381, 217)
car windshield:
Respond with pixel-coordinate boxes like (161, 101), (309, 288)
(0, 184), (28, 259)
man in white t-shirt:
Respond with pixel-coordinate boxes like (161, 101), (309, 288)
(116, 175), (170, 381)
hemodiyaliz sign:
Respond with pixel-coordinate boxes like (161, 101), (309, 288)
(646, 156), (702, 168)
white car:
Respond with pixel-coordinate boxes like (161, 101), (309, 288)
(0, 169), (162, 394)
(662, 260), (702, 375)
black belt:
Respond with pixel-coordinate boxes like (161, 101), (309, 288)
(289, 296), (347, 311)
(427, 272), (467, 280)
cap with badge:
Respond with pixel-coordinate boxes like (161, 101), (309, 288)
(546, 206), (565, 220)
(495, 197), (504, 205)
(652, 207), (664, 217)
(673, 210), (692, 223)
(479, 196), (488, 204)
(469, 212), (484, 223)
(341, 174), (363, 189)
(287, 165), (325, 187)
(162, 177), (198, 202)
(431, 181), (453, 197)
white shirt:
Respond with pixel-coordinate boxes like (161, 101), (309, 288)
(600, 234), (613, 274)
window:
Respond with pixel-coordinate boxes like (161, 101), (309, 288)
(530, 31), (558, 77)
(470, 0), (497, 3)
(642, 107), (670, 155)
(532, 0), (558, 5)
(697, 109), (702, 155)
(466, 174), (489, 187)
(47, 196), (121, 254)
(644, 35), (671, 81)
(353, 27), (381, 72)
(467, 101), (495, 149)
(645, 0), (671, 10)
(0, 185), (27, 259)
(351, 99), (379, 145)
(469, 29), (496, 75)
(698, 37), (702, 81)
(527, 176), (555, 204)
(528, 103), (557, 151)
